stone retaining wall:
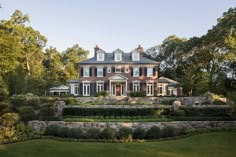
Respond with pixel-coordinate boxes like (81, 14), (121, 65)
(76, 96), (209, 105)
(28, 120), (236, 132)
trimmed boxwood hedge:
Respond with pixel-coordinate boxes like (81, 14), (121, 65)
(63, 107), (171, 117)
(180, 106), (232, 117)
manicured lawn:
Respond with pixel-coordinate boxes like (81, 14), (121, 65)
(0, 132), (236, 157)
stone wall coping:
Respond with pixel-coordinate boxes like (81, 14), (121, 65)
(64, 105), (171, 108)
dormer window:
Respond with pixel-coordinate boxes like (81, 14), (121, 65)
(113, 49), (124, 62)
(132, 52), (140, 61)
(97, 52), (104, 61)
(115, 53), (122, 61)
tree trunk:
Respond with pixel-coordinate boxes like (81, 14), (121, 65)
(26, 54), (31, 76)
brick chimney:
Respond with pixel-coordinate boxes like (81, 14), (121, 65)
(137, 45), (143, 55)
(94, 45), (99, 57)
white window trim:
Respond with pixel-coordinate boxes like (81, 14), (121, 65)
(107, 66), (111, 73)
(147, 67), (154, 77)
(74, 84), (79, 95)
(82, 81), (90, 96)
(96, 81), (104, 92)
(132, 81), (140, 92)
(132, 52), (140, 61)
(125, 66), (129, 73)
(83, 67), (90, 77)
(133, 67), (139, 77)
(146, 82), (154, 96)
(115, 53), (122, 61)
(115, 66), (122, 73)
(157, 84), (163, 95)
(97, 66), (104, 77)
(97, 52), (104, 61)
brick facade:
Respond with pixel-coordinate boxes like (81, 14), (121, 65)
(68, 45), (182, 97)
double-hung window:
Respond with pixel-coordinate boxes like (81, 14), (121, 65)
(147, 67), (153, 77)
(96, 82), (104, 92)
(74, 84), (79, 95)
(97, 67), (103, 77)
(133, 67), (139, 77)
(83, 83), (90, 96)
(83, 67), (89, 77)
(147, 82), (154, 96)
(133, 82), (140, 92)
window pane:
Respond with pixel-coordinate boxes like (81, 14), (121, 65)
(84, 68), (89, 77)
(147, 67), (153, 77)
(97, 67), (103, 77)
(133, 67), (139, 77)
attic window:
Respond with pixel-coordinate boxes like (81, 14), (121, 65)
(115, 53), (122, 61)
(97, 53), (104, 61)
(132, 52), (140, 61)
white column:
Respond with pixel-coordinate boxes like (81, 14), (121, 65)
(109, 80), (111, 96)
(125, 80), (127, 96)
(82, 82), (84, 96)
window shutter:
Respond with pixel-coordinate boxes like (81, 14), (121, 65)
(103, 68), (106, 77)
(145, 67), (147, 76)
(89, 68), (92, 76)
(140, 82), (143, 92)
(139, 67), (142, 76)
(80, 68), (83, 77)
(104, 82), (107, 90)
(153, 67), (155, 76)
(130, 67), (133, 76)
(112, 66), (115, 73)
(79, 83), (83, 96)
(95, 68), (97, 76)
(130, 82), (132, 91)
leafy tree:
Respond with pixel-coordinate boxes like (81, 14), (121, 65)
(1, 10), (47, 77)
(44, 47), (65, 86)
(0, 76), (9, 100)
(157, 35), (187, 79)
(62, 44), (88, 80)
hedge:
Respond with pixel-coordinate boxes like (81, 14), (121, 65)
(180, 106), (233, 117)
(44, 125), (185, 140)
(63, 107), (171, 117)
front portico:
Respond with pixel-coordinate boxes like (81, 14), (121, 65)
(108, 74), (128, 96)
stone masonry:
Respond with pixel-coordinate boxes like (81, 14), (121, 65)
(28, 120), (236, 132)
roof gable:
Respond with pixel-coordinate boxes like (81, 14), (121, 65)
(108, 74), (128, 80)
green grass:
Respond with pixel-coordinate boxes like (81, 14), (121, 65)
(0, 132), (236, 157)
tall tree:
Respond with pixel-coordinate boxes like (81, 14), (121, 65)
(62, 44), (88, 80)
(44, 47), (65, 86)
(156, 35), (186, 79)
(1, 10), (47, 78)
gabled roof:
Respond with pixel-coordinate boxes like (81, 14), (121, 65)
(49, 85), (69, 91)
(108, 74), (128, 80)
(67, 80), (80, 83)
(158, 77), (180, 85)
(78, 53), (159, 65)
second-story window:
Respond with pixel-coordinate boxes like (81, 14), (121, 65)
(115, 66), (121, 73)
(133, 67), (139, 77)
(125, 66), (129, 73)
(97, 67), (103, 77)
(147, 67), (154, 77)
(107, 66), (111, 73)
(83, 67), (90, 77)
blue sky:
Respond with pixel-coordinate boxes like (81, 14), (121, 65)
(0, 0), (236, 57)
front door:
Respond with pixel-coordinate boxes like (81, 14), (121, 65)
(116, 85), (121, 96)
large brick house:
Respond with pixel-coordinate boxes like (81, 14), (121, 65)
(68, 45), (182, 97)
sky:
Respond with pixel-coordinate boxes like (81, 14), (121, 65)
(0, 0), (236, 57)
